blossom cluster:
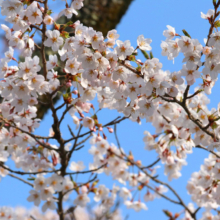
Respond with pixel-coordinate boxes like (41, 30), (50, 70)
(0, 205), (122, 220)
(187, 152), (220, 210)
(1, 0), (220, 219)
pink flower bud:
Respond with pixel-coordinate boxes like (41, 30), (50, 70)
(103, 132), (107, 140)
(52, 153), (58, 166)
(73, 90), (78, 95)
(96, 133), (102, 142)
(107, 127), (113, 133)
(66, 81), (72, 88)
(81, 185), (88, 194)
(40, 7), (44, 12)
(90, 104), (94, 110)
(98, 126), (103, 131)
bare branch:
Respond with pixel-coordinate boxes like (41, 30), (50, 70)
(0, 163), (59, 175)
(64, 116), (127, 144)
(195, 145), (220, 158)
(8, 173), (33, 187)
(65, 163), (106, 175)
(141, 158), (161, 169)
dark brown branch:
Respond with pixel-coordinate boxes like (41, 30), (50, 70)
(64, 116), (127, 144)
(74, 145), (85, 151)
(55, 102), (66, 111)
(195, 145), (220, 158)
(186, 90), (203, 100)
(30, 24), (42, 32)
(67, 124), (75, 138)
(141, 158), (161, 169)
(75, 134), (92, 147)
(59, 104), (74, 126)
(120, 61), (144, 78)
(67, 125), (83, 162)
(34, 43), (41, 50)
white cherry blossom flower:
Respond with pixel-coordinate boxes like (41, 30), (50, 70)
(44, 30), (64, 51)
(137, 35), (152, 51)
(115, 40), (134, 60)
(69, 161), (85, 172)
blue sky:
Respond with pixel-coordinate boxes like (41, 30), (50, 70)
(0, 0), (218, 219)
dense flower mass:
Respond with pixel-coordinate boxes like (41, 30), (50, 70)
(1, 0), (220, 219)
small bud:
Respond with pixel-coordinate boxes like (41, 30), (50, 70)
(163, 210), (173, 218)
(72, 90), (78, 95)
(92, 180), (99, 187)
(96, 133), (102, 142)
(107, 127), (114, 133)
(66, 81), (72, 88)
(128, 151), (134, 161)
(103, 132), (107, 140)
(54, 23), (60, 30)
(52, 153), (58, 166)
(138, 184), (144, 191)
(174, 213), (180, 218)
(90, 104), (95, 110)
(136, 160), (142, 166)
(85, 183), (90, 189)
(136, 66), (141, 72)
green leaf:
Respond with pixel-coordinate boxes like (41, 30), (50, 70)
(211, 122), (218, 130)
(66, 21), (73, 26)
(127, 55), (135, 61)
(63, 93), (69, 99)
(163, 210), (172, 217)
(66, 87), (71, 94)
(140, 50), (149, 59)
(150, 51), (154, 59)
(27, 178), (35, 181)
(70, 175), (74, 182)
(214, 20), (220, 28)
(91, 114), (98, 120)
(61, 31), (69, 39)
(197, 108), (201, 113)
(182, 29), (191, 38)
(47, 10), (53, 15)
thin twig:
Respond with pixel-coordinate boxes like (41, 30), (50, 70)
(141, 158), (161, 169)
(0, 163), (58, 175)
(8, 173), (33, 187)
(65, 163), (106, 175)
